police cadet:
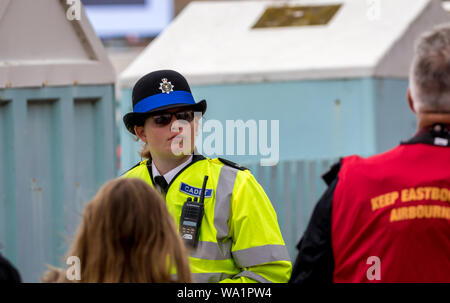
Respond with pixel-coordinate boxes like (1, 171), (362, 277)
(122, 70), (291, 283)
(290, 24), (450, 283)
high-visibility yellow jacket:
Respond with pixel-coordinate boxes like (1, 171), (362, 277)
(123, 155), (292, 283)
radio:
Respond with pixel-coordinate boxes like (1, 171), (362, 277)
(179, 175), (208, 248)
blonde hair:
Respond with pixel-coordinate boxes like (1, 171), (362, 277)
(57, 178), (191, 282)
(139, 142), (152, 160)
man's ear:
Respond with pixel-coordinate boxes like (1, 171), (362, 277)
(407, 87), (416, 114)
(134, 125), (147, 143)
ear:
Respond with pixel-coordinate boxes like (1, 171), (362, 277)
(407, 87), (416, 114)
(134, 125), (148, 143)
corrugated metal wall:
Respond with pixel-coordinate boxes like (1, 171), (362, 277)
(0, 85), (115, 282)
(247, 158), (338, 261)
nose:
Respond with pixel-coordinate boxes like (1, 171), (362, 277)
(170, 115), (184, 133)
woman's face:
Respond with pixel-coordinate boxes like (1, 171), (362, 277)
(134, 107), (197, 161)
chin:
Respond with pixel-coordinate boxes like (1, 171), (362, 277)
(166, 148), (190, 158)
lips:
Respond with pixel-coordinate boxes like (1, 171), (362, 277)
(168, 133), (182, 141)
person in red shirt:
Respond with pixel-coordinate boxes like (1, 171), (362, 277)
(290, 23), (450, 283)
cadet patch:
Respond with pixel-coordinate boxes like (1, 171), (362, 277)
(179, 182), (213, 198)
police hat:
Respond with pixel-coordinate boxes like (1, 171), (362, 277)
(123, 70), (207, 135)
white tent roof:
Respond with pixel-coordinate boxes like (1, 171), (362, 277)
(0, 0), (115, 88)
(120, 0), (450, 88)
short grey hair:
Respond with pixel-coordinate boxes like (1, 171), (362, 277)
(410, 23), (450, 113)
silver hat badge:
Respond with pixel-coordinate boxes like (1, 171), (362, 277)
(159, 78), (174, 94)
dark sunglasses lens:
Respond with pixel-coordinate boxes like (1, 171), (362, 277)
(175, 111), (194, 122)
(152, 114), (172, 126)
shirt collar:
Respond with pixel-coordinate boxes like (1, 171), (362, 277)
(152, 155), (193, 185)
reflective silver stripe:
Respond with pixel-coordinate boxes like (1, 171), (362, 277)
(214, 165), (238, 256)
(190, 241), (232, 260)
(189, 271), (273, 283)
(192, 272), (233, 283)
(232, 245), (291, 268)
(233, 271), (272, 283)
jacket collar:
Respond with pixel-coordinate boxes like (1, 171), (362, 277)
(146, 153), (206, 188)
(401, 123), (450, 147)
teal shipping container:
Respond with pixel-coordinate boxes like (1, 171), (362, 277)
(0, 0), (116, 282)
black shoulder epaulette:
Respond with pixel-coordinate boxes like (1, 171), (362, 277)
(218, 158), (249, 171)
(321, 159), (342, 186)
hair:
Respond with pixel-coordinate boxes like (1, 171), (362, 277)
(139, 142), (152, 160)
(61, 178), (191, 283)
(410, 23), (450, 113)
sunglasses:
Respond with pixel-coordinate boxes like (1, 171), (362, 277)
(150, 110), (195, 126)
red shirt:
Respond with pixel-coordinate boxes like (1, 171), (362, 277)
(332, 143), (450, 282)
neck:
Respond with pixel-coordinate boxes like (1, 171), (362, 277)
(417, 112), (450, 130)
(152, 154), (191, 176)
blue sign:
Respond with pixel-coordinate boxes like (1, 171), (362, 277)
(83, 0), (173, 38)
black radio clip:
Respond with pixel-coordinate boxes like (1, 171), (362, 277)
(179, 175), (208, 248)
